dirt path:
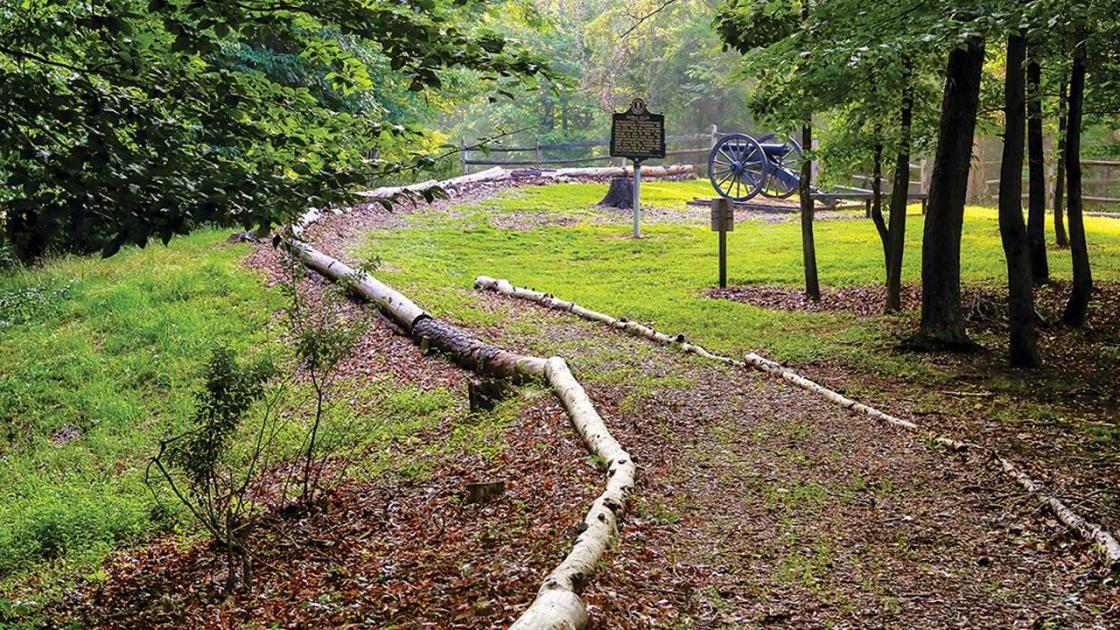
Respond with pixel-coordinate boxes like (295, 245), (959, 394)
(461, 297), (1118, 628)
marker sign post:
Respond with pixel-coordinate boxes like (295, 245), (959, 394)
(610, 98), (665, 238)
(710, 198), (734, 288)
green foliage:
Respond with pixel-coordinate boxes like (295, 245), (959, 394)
(0, 0), (551, 262)
(165, 347), (275, 490)
(448, 0), (754, 145)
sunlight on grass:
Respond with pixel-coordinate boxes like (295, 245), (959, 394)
(354, 181), (1120, 373)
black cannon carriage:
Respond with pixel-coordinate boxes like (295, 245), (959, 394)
(708, 132), (836, 205)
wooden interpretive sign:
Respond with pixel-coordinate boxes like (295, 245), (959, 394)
(610, 98), (665, 160)
(710, 198), (733, 288)
(710, 198), (734, 232)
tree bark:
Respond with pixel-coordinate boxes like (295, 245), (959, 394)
(1063, 35), (1093, 327)
(1053, 76), (1070, 247)
(597, 178), (634, 209)
(1026, 51), (1049, 285)
(800, 123), (821, 302)
(913, 37), (985, 350)
(998, 34), (1041, 367)
(886, 63), (914, 313)
(870, 135), (889, 271)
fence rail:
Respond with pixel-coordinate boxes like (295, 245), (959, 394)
(459, 128), (720, 172)
(459, 130), (1120, 208)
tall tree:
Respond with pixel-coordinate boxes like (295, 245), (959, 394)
(1025, 48), (1049, 284)
(1062, 32), (1092, 327)
(797, 0), (820, 301)
(884, 63), (915, 313)
(1052, 76), (1070, 247)
(998, 33), (1041, 367)
(913, 36), (986, 350)
(800, 122), (821, 301)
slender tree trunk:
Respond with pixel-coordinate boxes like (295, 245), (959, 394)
(1026, 50), (1049, 285)
(886, 63), (914, 313)
(800, 123), (820, 301)
(1053, 76), (1069, 247)
(870, 135), (889, 269)
(998, 34), (1041, 367)
(1063, 35), (1092, 327)
(914, 37), (985, 350)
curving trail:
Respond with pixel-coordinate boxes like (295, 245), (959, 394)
(474, 275), (1120, 573)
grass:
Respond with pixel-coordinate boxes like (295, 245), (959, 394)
(353, 181), (1120, 372)
(0, 230), (463, 608)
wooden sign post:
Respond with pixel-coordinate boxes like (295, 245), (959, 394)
(610, 97), (665, 238)
(710, 198), (733, 288)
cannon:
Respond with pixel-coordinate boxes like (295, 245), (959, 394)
(707, 132), (836, 205)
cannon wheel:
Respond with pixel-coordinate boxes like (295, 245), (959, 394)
(756, 132), (803, 199)
(708, 133), (767, 202)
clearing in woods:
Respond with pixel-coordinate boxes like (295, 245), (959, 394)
(10, 179), (1120, 627)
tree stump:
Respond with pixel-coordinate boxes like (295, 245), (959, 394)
(597, 177), (633, 209)
(468, 377), (515, 412)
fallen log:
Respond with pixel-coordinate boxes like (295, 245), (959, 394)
(284, 240), (635, 628)
(474, 275), (1120, 573)
(535, 164), (694, 179)
(356, 166), (510, 201)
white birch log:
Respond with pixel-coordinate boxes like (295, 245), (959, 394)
(356, 166), (510, 200)
(475, 275), (1120, 572)
(535, 164), (694, 179)
(284, 243), (636, 627)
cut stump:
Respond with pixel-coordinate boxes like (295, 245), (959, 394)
(468, 377), (515, 412)
(597, 177), (633, 210)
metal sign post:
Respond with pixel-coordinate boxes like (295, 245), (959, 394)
(710, 198), (734, 288)
(609, 97), (664, 239)
(632, 158), (642, 238)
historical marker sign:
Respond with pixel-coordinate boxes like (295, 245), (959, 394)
(610, 98), (665, 160)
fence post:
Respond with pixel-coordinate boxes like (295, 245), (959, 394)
(709, 124), (719, 149)
(535, 139), (543, 167)
(460, 138), (468, 175)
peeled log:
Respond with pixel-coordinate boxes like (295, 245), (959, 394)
(597, 178), (634, 209)
(475, 275), (1120, 573)
(283, 235), (636, 628)
(540, 164), (694, 179)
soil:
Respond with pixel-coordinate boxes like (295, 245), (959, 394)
(44, 184), (1120, 628)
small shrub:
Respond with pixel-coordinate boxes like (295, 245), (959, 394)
(149, 346), (278, 593)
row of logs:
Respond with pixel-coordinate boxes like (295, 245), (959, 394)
(474, 275), (1120, 573)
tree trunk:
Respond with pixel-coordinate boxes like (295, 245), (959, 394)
(870, 135), (889, 271)
(597, 178), (634, 209)
(800, 123), (821, 302)
(1053, 76), (1069, 247)
(998, 34), (1041, 367)
(1063, 35), (1092, 327)
(886, 63), (914, 314)
(1026, 51), (1049, 285)
(913, 37), (985, 350)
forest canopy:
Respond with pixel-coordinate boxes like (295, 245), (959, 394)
(0, 0), (550, 262)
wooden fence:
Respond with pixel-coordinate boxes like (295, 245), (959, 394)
(460, 128), (1119, 209)
(459, 126), (722, 173)
(972, 159), (1120, 208)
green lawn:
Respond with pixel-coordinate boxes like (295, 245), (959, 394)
(0, 230), (460, 606)
(354, 181), (1120, 372)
